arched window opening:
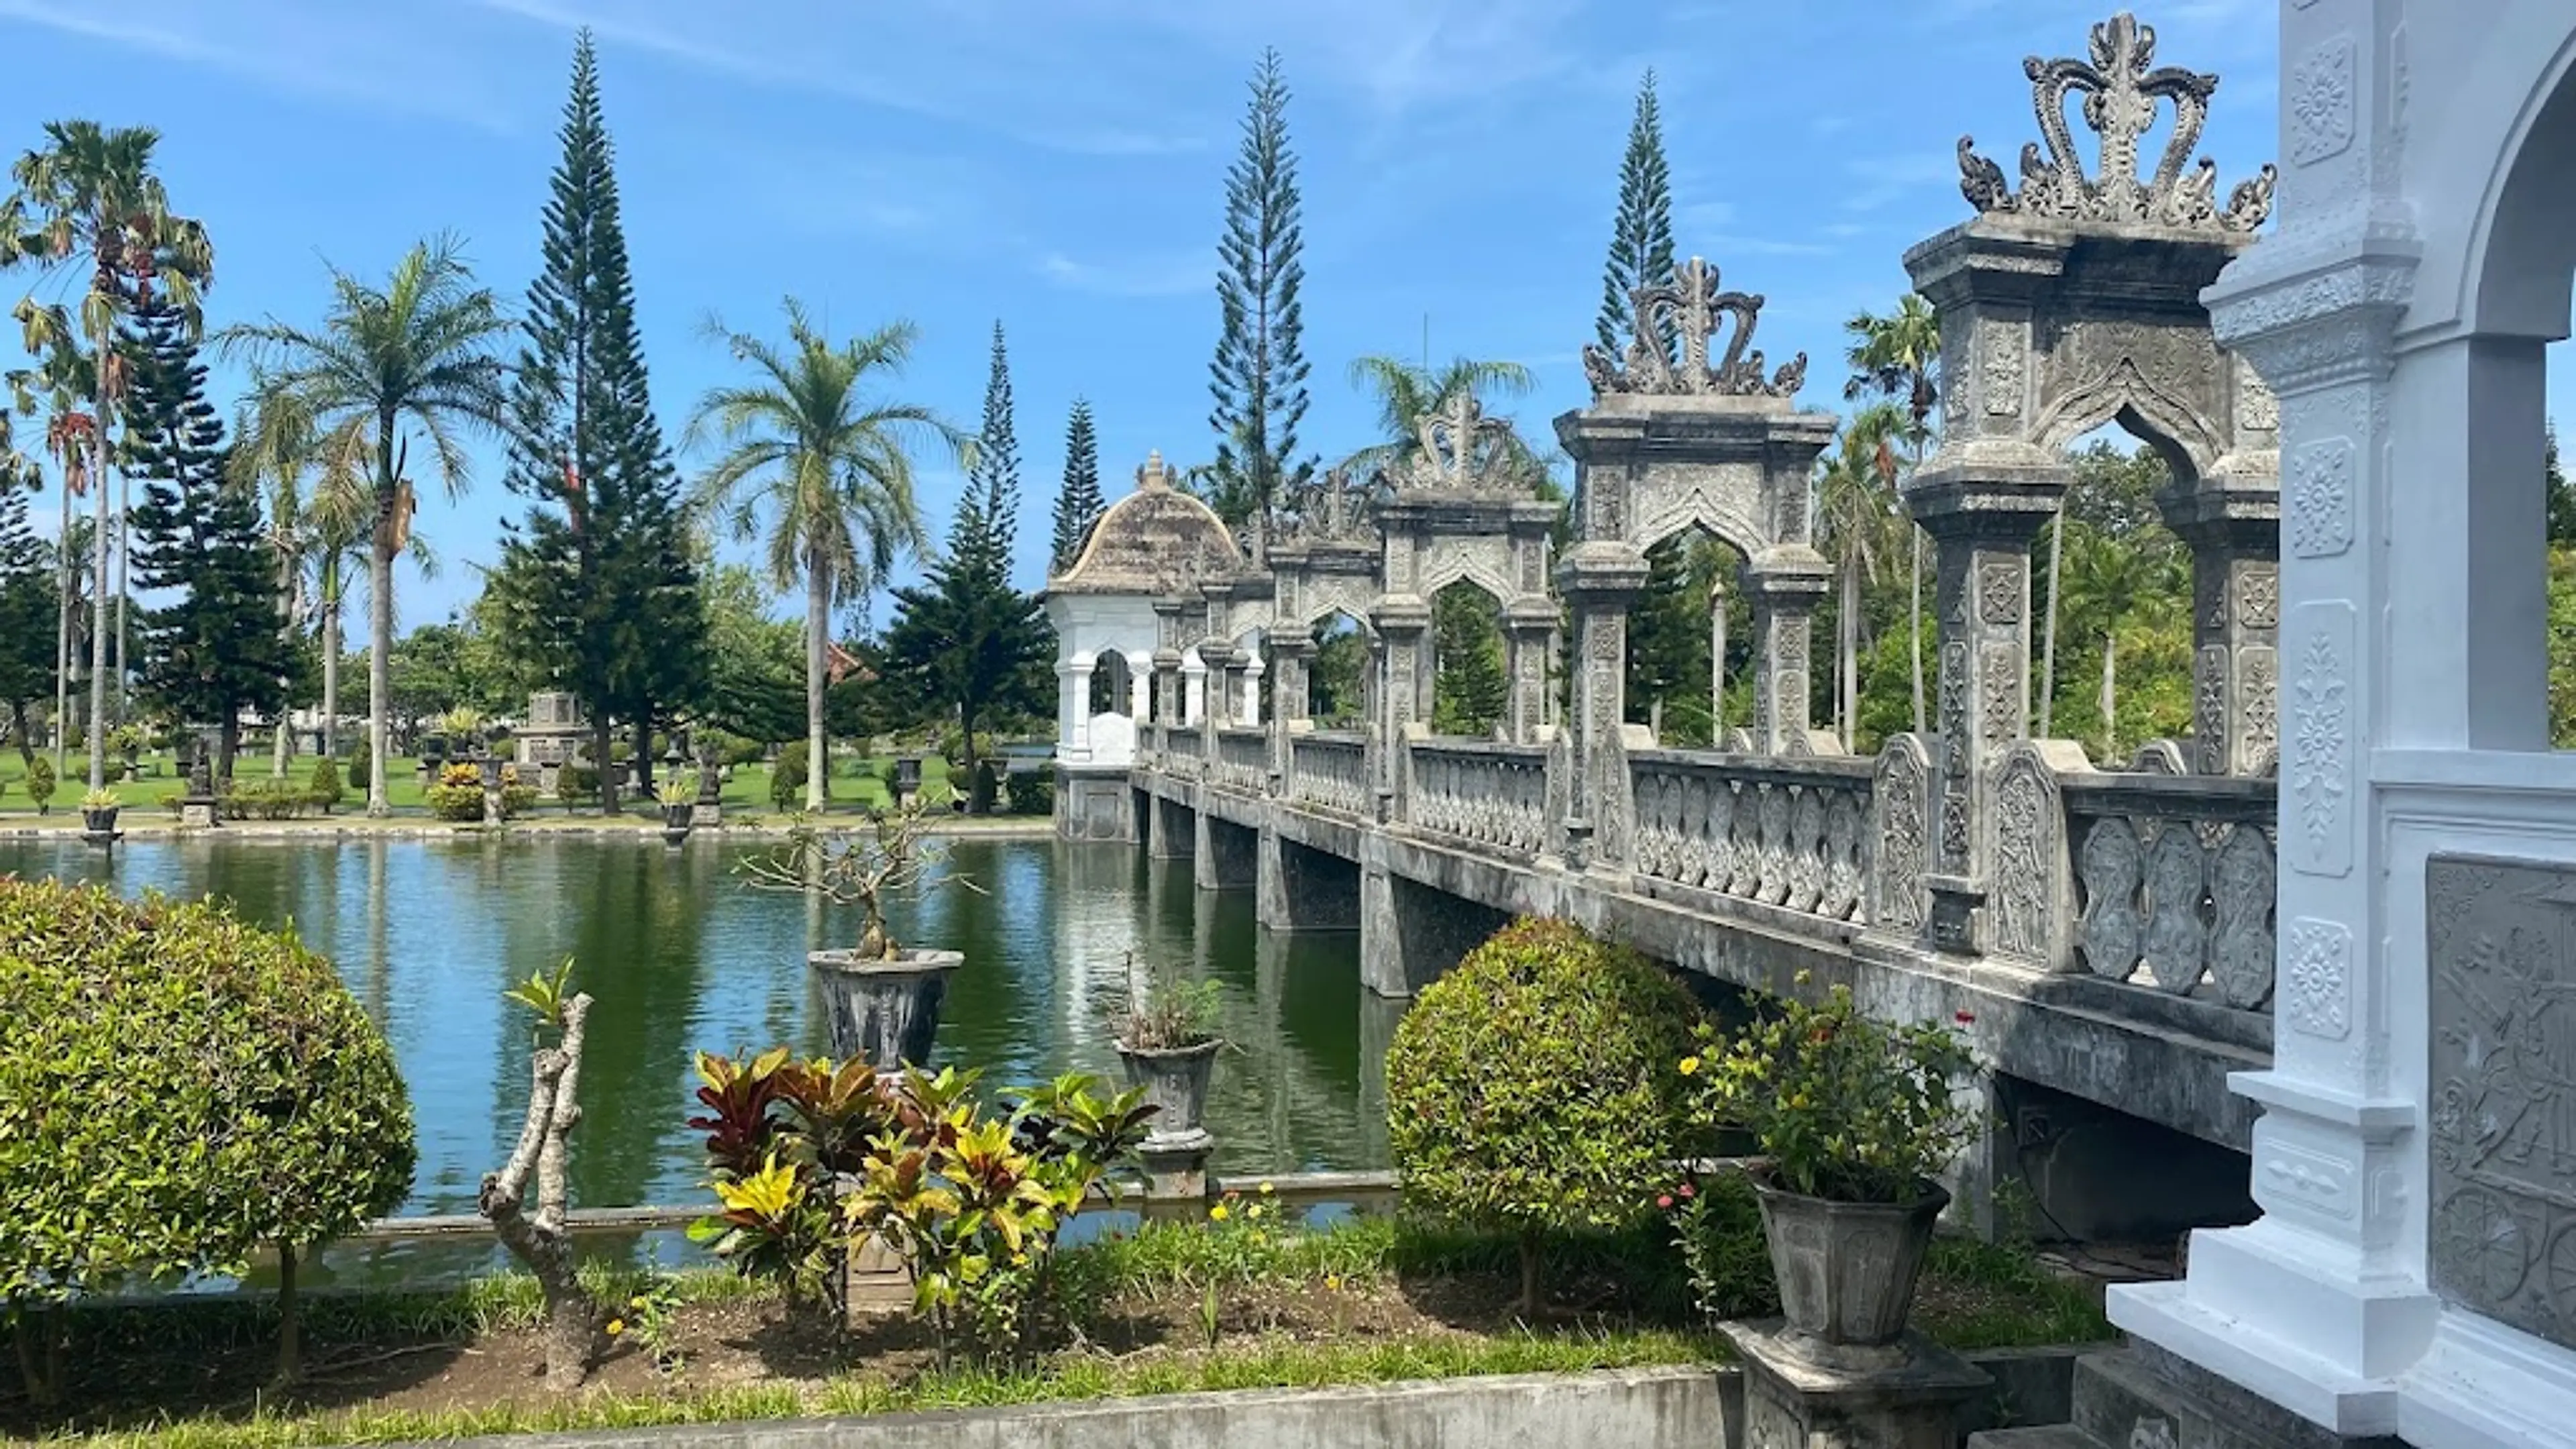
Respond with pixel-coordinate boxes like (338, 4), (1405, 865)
(1428, 580), (1509, 739)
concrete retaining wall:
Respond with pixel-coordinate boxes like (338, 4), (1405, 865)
(380, 1344), (2108, 1449)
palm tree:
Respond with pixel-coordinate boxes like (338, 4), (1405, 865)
(2055, 521), (2186, 761)
(231, 392), (376, 773)
(0, 119), (213, 788)
(1816, 403), (1907, 750)
(222, 236), (514, 814)
(1842, 295), (1940, 735)
(1340, 354), (1546, 486)
(687, 300), (968, 812)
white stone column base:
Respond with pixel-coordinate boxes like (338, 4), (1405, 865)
(2110, 1222), (2436, 1440)
(2400, 1313), (2576, 1449)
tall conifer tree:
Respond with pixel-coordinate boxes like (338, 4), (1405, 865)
(0, 476), (54, 764)
(1049, 398), (1104, 573)
(124, 294), (284, 775)
(1597, 70), (1678, 361)
(879, 322), (1050, 810)
(1205, 48), (1313, 533)
(495, 30), (706, 810)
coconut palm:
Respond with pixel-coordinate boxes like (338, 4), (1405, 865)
(221, 235), (514, 814)
(1815, 403), (1907, 750)
(1843, 295), (1941, 735)
(0, 119), (213, 787)
(231, 391), (380, 773)
(1340, 354), (1546, 487)
(2055, 521), (2186, 761)
(687, 300), (968, 812)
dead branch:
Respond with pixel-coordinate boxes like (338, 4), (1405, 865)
(478, 991), (597, 1390)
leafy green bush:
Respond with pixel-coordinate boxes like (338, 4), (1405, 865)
(560, 763), (600, 804)
(706, 729), (767, 768)
(1003, 765), (1053, 816)
(307, 756), (344, 813)
(25, 754), (53, 812)
(219, 777), (315, 820)
(1385, 918), (1706, 1313)
(348, 737), (372, 793)
(426, 761), (486, 821)
(0, 879), (416, 1395)
(769, 747), (808, 809)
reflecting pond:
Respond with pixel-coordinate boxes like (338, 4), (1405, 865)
(2, 833), (1395, 1227)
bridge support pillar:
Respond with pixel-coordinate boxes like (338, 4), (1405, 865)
(1148, 793), (1193, 861)
(1256, 827), (1360, 932)
(1193, 810), (1256, 891)
(1905, 469), (2061, 956)
(1358, 839), (1511, 998)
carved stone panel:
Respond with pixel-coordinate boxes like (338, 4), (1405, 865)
(2285, 602), (2356, 877)
(1873, 736), (1932, 933)
(1988, 750), (2063, 966)
(2427, 854), (2576, 1350)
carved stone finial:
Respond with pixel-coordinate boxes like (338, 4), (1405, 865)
(1957, 11), (2275, 233)
(1397, 392), (1520, 494)
(1281, 466), (1381, 545)
(1580, 256), (1807, 401)
(1138, 449), (1173, 491)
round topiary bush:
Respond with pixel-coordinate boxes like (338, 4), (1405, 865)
(1385, 916), (1705, 1313)
(0, 879), (417, 1393)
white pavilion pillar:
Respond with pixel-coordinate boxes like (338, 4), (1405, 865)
(1128, 653), (1150, 721)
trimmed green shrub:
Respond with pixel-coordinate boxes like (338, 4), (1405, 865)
(24, 754), (52, 812)
(307, 756), (344, 813)
(0, 879), (416, 1393)
(560, 763), (600, 804)
(770, 747), (808, 810)
(348, 737), (372, 794)
(1385, 917), (1706, 1315)
(1003, 766), (1053, 816)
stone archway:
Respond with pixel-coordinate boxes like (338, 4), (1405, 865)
(1900, 10), (2277, 953)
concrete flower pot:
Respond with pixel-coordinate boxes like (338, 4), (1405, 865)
(661, 804), (693, 846)
(810, 948), (961, 1072)
(1748, 1164), (1947, 1354)
(80, 805), (120, 843)
(1116, 1038), (1221, 1150)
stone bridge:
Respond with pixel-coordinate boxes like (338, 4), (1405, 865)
(1044, 13), (2284, 1241)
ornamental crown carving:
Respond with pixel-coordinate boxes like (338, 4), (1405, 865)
(1278, 466), (1384, 545)
(1391, 392), (1523, 496)
(1957, 11), (2275, 235)
(1582, 256), (1806, 400)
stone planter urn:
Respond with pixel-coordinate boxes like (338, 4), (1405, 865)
(80, 804), (121, 841)
(661, 802), (693, 847)
(1747, 1165), (1948, 1356)
(1117, 1038), (1220, 1150)
(810, 949), (961, 1073)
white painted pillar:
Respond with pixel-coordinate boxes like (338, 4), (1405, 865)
(1128, 653), (1150, 721)
(1056, 658), (1086, 763)
(1240, 647), (1265, 726)
(1183, 651), (1206, 728)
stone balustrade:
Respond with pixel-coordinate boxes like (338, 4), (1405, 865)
(1407, 741), (1551, 859)
(1166, 728), (1202, 773)
(1629, 750), (1874, 924)
(1213, 728), (1269, 793)
(2056, 766), (2278, 1012)
(1288, 733), (1368, 817)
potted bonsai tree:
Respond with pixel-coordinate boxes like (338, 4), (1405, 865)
(1107, 955), (1225, 1153)
(1694, 977), (1980, 1359)
(736, 802), (981, 1072)
(656, 775), (696, 846)
(79, 786), (121, 841)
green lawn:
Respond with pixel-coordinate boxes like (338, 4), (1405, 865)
(0, 749), (994, 820)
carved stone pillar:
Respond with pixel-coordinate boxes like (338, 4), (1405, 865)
(1267, 628), (1311, 787)
(1151, 600), (1185, 734)
(2165, 511), (2279, 776)
(1555, 543), (1648, 872)
(1196, 639), (1236, 761)
(1369, 596), (1430, 824)
(1907, 475), (2061, 956)
(1501, 601), (1556, 745)
(1743, 550), (1830, 754)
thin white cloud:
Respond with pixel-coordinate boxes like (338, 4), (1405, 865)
(0, 0), (517, 130)
(1036, 250), (1209, 299)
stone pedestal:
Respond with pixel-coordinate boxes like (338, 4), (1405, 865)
(1136, 1131), (1213, 1201)
(1721, 1319), (1991, 1449)
(180, 798), (217, 829)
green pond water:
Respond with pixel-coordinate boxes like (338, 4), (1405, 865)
(3, 835), (1394, 1244)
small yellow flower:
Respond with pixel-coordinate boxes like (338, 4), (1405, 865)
(1210, 1203), (1230, 1222)
(606, 1319), (625, 1337)
(1245, 1203), (1263, 1220)
(1678, 1055), (1701, 1077)
(1258, 1181), (1275, 1195)
(1325, 1275), (1344, 1292)
(629, 1295), (649, 1310)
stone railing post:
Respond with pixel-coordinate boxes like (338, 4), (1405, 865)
(1267, 627), (1311, 795)
(1368, 595), (1430, 824)
(1502, 600), (1558, 746)
(1908, 474), (2062, 956)
(1195, 639), (1235, 773)
(1556, 541), (1648, 872)
(1743, 551), (1831, 755)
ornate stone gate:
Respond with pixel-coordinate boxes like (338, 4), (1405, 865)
(1902, 11), (2279, 953)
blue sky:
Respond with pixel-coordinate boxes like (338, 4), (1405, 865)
(0, 0), (2326, 629)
